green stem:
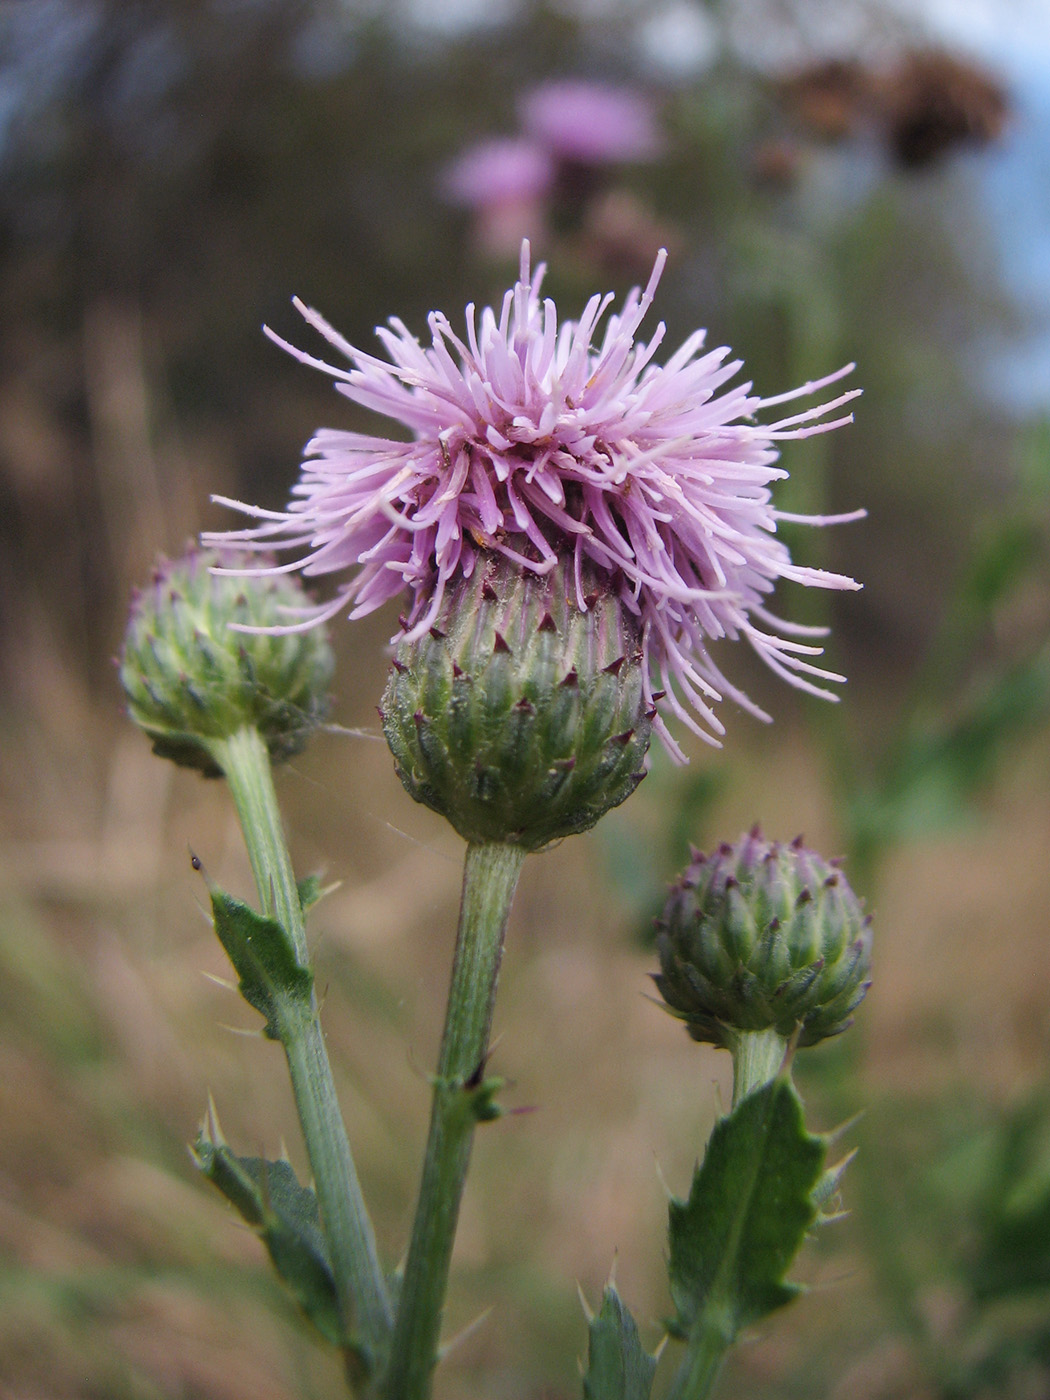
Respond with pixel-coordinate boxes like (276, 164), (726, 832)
(665, 1315), (730, 1400)
(210, 726), (392, 1381)
(383, 840), (526, 1400)
(727, 1028), (789, 1107)
(212, 726), (306, 961)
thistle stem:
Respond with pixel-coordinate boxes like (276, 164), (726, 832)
(726, 1028), (789, 1107)
(665, 1315), (730, 1400)
(211, 726), (307, 963)
(210, 726), (392, 1382)
(383, 840), (526, 1400)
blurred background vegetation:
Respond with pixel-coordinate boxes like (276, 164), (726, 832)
(2, 0), (1049, 1396)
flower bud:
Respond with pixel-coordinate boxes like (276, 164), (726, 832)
(381, 552), (652, 850)
(120, 547), (334, 775)
(654, 827), (872, 1048)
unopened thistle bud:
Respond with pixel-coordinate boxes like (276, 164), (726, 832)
(654, 827), (872, 1048)
(120, 547), (333, 775)
(381, 552), (652, 850)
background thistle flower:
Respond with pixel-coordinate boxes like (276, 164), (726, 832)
(654, 826), (872, 1049)
(120, 546), (333, 775)
(518, 79), (665, 164)
(381, 550), (651, 849)
(207, 241), (863, 761)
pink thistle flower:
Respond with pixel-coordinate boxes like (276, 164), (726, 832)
(440, 137), (555, 208)
(519, 79), (665, 165)
(207, 243), (863, 761)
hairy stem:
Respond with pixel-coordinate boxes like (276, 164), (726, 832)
(665, 1313), (730, 1400)
(211, 726), (392, 1383)
(726, 1027), (790, 1107)
(383, 840), (526, 1400)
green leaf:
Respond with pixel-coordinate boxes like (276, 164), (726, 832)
(209, 887), (313, 1038)
(668, 1078), (826, 1342)
(582, 1285), (657, 1400)
(194, 1133), (344, 1346)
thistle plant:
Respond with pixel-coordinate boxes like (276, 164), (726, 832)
(651, 831), (872, 1400)
(124, 246), (869, 1400)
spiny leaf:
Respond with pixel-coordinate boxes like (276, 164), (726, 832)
(209, 887), (312, 1038)
(813, 1147), (857, 1220)
(582, 1285), (657, 1400)
(194, 1134), (343, 1346)
(668, 1078), (826, 1342)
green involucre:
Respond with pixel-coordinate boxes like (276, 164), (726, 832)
(381, 552), (652, 850)
(655, 827), (872, 1048)
(120, 547), (333, 774)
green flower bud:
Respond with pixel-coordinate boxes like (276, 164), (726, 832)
(654, 827), (872, 1048)
(120, 547), (334, 775)
(381, 552), (652, 850)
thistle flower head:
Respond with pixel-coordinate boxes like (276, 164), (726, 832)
(519, 79), (664, 165)
(120, 546), (333, 775)
(442, 137), (555, 208)
(207, 243), (862, 760)
(654, 827), (873, 1048)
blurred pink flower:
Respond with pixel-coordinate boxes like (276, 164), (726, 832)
(441, 136), (555, 208)
(519, 79), (664, 165)
(208, 244), (862, 759)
